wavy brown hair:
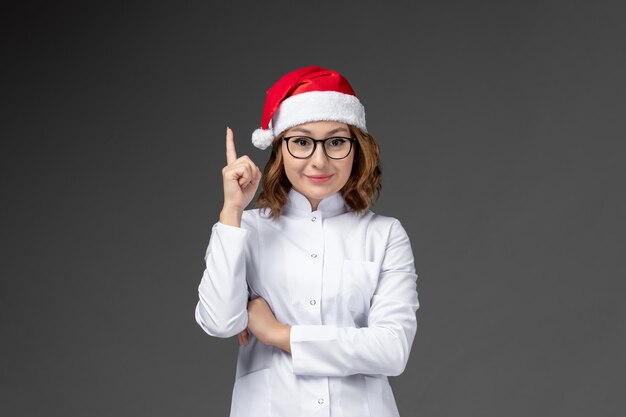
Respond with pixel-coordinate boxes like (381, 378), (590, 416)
(255, 125), (382, 220)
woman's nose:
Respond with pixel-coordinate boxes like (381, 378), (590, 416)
(310, 143), (329, 167)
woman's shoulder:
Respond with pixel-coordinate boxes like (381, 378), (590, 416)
(361, 209), (413, 241)
(238, 208), (261, 231)
(240, 207), (279, 229)
(360, 208), (401, 228)
(241, 207), (274, 223)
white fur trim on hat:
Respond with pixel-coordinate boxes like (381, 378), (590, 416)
(251, 128), (274, 150)
(272, 91), (367, 137)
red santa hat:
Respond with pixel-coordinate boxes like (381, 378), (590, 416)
(251, 66), (367, 150)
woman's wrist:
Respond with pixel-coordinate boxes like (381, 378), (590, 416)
(272, 323), (292, 353)
(219, 206), (243, 227)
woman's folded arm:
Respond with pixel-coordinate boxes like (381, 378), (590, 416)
(289, 220), (420, 377)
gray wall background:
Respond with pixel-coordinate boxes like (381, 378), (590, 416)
(2, 1), (624, 416)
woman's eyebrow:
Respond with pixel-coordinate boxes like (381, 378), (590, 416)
(289, 127), (349, 135)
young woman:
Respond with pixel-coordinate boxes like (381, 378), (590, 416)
(195, 66), (420, 417)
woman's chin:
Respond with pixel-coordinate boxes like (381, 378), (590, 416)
(298, 184), (334, 198)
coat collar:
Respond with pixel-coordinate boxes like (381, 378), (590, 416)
(283, 187), (348, 218)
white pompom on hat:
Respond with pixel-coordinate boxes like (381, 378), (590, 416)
(251, 66), (367, 150)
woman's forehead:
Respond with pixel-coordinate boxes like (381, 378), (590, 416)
(286, 121), (350, 136)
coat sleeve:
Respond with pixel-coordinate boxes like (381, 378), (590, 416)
(194, 211), (257, 338)
(289, 219), (419, 377)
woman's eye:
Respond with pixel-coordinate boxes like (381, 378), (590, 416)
(294, 138), (311, 146)
(329, 138), (346, 147)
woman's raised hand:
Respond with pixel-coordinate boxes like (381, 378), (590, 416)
(220, 127), (262, 226)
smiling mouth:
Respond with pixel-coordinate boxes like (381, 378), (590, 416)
(306, 174), (334, 183)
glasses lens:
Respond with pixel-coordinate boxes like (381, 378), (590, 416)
(287, 137), (315, 158)
(324, 138), (351, 159)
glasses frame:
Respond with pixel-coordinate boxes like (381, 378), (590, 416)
(282, 136), (357, 160)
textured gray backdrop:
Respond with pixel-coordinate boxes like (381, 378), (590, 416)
(1, 1), (624, 416)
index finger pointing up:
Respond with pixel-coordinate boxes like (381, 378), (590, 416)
(225, 126), (237, 165)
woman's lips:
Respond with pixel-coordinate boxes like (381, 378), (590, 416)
(306, 174), (333, 183)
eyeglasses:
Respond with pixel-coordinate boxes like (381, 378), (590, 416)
(283, 136), (356, 159)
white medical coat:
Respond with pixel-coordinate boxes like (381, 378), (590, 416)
(195, 187), (420, 417)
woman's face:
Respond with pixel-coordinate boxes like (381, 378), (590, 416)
(281, 120), (355, 211)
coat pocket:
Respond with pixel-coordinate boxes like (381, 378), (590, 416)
(229, 368), (271, 417)
(341, 259), (380, 315)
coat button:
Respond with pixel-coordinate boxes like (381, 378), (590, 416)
(310, 253), (317, 258)
(311, 216), (316, 222)
(309, 299), (316, 305)
(318, 398), (325, 404)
